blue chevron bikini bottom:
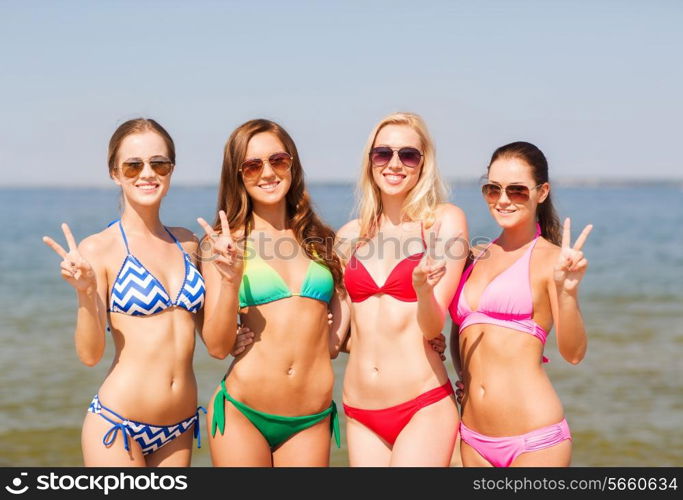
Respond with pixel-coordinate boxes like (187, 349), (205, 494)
(87, 395), (207, 456)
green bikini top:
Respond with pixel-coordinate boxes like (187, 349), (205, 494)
(238, 237), (335, 308)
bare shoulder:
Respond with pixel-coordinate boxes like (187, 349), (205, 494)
(77, 226), (119, 264)
(336, 218), (360, 240)
(533, 237), (561, 279)
(167, 226), (199, 251)
(335, 219), (360, 261)
(436, 202), (466, 221)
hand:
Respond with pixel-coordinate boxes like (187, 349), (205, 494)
(412, 221), (448, 293)
(429, 333), (447, 362)
(553, 218), (592, 293)
(231, 326), (255, 356)
(455, 379), (465, 406)
(43, 223), (96, 293)
(197, 210), (244, 284)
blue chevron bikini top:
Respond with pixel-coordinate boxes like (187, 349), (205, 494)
(108, 220), (205, 316)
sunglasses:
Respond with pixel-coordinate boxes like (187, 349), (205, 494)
(239, 152), (293, 179)
(370, 147), (423, 168)
(120, 157), (174, 178)
(481, 183), (544, 203)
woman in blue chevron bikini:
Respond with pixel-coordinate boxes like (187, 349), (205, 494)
(42, 118), (207, 466)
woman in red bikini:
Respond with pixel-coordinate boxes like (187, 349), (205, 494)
(449, 141), (592, 467)
(337, 112), (469, 466)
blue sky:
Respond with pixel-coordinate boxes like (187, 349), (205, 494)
(1, 0), (681, 186)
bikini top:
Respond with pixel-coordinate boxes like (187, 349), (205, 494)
(344, 223), (426, 303)
(449, 224), (549, 350)
(239, 236), (334, 308)
(108, 220), (205, 316)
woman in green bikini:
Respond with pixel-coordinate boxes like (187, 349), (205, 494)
(197, 119), (348, 466)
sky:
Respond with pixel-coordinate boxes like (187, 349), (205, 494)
(1, 0), (681, 186)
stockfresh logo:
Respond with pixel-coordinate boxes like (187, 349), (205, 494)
(5, 472), (29, 495)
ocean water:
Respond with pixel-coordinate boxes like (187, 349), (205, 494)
(1, 183), (681, 467)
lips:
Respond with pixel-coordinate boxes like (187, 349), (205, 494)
(383, 173), (406, 185)
(136, 183), (159, 192)
(496, 208), (516, 215)
(258, 181), (280, 192)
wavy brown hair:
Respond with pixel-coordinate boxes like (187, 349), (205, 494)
(213, 119), (344, 292)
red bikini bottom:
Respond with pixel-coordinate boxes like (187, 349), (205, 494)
(343, 380), (454, 445)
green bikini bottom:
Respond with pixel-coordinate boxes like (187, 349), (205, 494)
(211, 379), (340, 449)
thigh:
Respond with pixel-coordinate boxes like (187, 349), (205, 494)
(206, 397), (272, 467)
(146, 428), (193, 467)
(346, 417), (392, 467)
(460, 440), (493, 467)
(390, 395), (459, 467)
(82, 412), (145, 467)
(273, 417), (331, 467)
(511, 439), (572, 467)
(449, 432), (464, 467)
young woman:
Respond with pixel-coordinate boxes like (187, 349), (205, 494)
(336, 112), (469, 466)
(42, 118), (206, 466)
(198, 119), (347, 467)
(449, 141), (592, 467)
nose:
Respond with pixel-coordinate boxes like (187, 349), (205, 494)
(139, 160), (156, 178)
(387, 150), (402, 169)
(260, 160), (277, 179)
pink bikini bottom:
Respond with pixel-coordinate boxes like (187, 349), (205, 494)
(459, 418), (572, 467)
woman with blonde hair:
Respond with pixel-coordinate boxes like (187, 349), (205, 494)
(198, 119), (348, 466)
(337, 112), (469, 466)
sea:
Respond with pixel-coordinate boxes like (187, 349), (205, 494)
(1, 182), (681, 466)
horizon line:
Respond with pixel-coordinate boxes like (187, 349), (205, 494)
(1, 177), (683, 189)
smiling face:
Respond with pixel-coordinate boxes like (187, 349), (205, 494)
(371, 124), (423, 197)
(486, 155), (549, 230)
(241, 132), (292, 208)
(111, 131), (173, 207)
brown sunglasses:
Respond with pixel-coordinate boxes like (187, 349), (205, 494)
(481, 183), (544, 203)
(120, 157), (174, 178)
(239, 152), (293, 179)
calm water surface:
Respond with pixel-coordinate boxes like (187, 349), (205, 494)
(1, 184), (681, 466)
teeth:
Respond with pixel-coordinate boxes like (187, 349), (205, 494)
(259, 182), (278, 190)
(384, 175), (405, 182)
(137, 185), (158, 191)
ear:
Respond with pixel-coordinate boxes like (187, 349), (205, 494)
(537, 182), (550, 204)
(110, 169), (122, 187)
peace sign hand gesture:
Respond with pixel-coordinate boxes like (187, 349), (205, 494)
(554, 217), (593, 293)
(412, 221), (448, 294)
(43, 223), (97, 293)
(197, 210), (244, 285)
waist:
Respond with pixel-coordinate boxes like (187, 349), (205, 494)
(458, 312), (547, 343)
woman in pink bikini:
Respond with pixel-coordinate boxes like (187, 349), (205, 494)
(449, 141), (592, 467)
(336, 112), (469, 466)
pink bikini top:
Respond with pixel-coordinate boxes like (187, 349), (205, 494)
(448, 224), (549, 361)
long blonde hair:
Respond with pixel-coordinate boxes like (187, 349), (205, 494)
(356, 112), (447, 240)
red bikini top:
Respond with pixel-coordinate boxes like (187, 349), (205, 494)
(343, 223), (426, 303)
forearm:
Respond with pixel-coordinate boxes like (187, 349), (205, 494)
(449, 325), (462, 377)
(416, 289), (446, 340)
(555, 289), (587, 364)
(202, 282), (240, 359)
(74, 289), (106, 367)
(329, 293), (351, 358)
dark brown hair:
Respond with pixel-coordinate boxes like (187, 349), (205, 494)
(214, 119), (344, 291)
(107, 118), (175, 176)
(488, 141), (561, 245)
